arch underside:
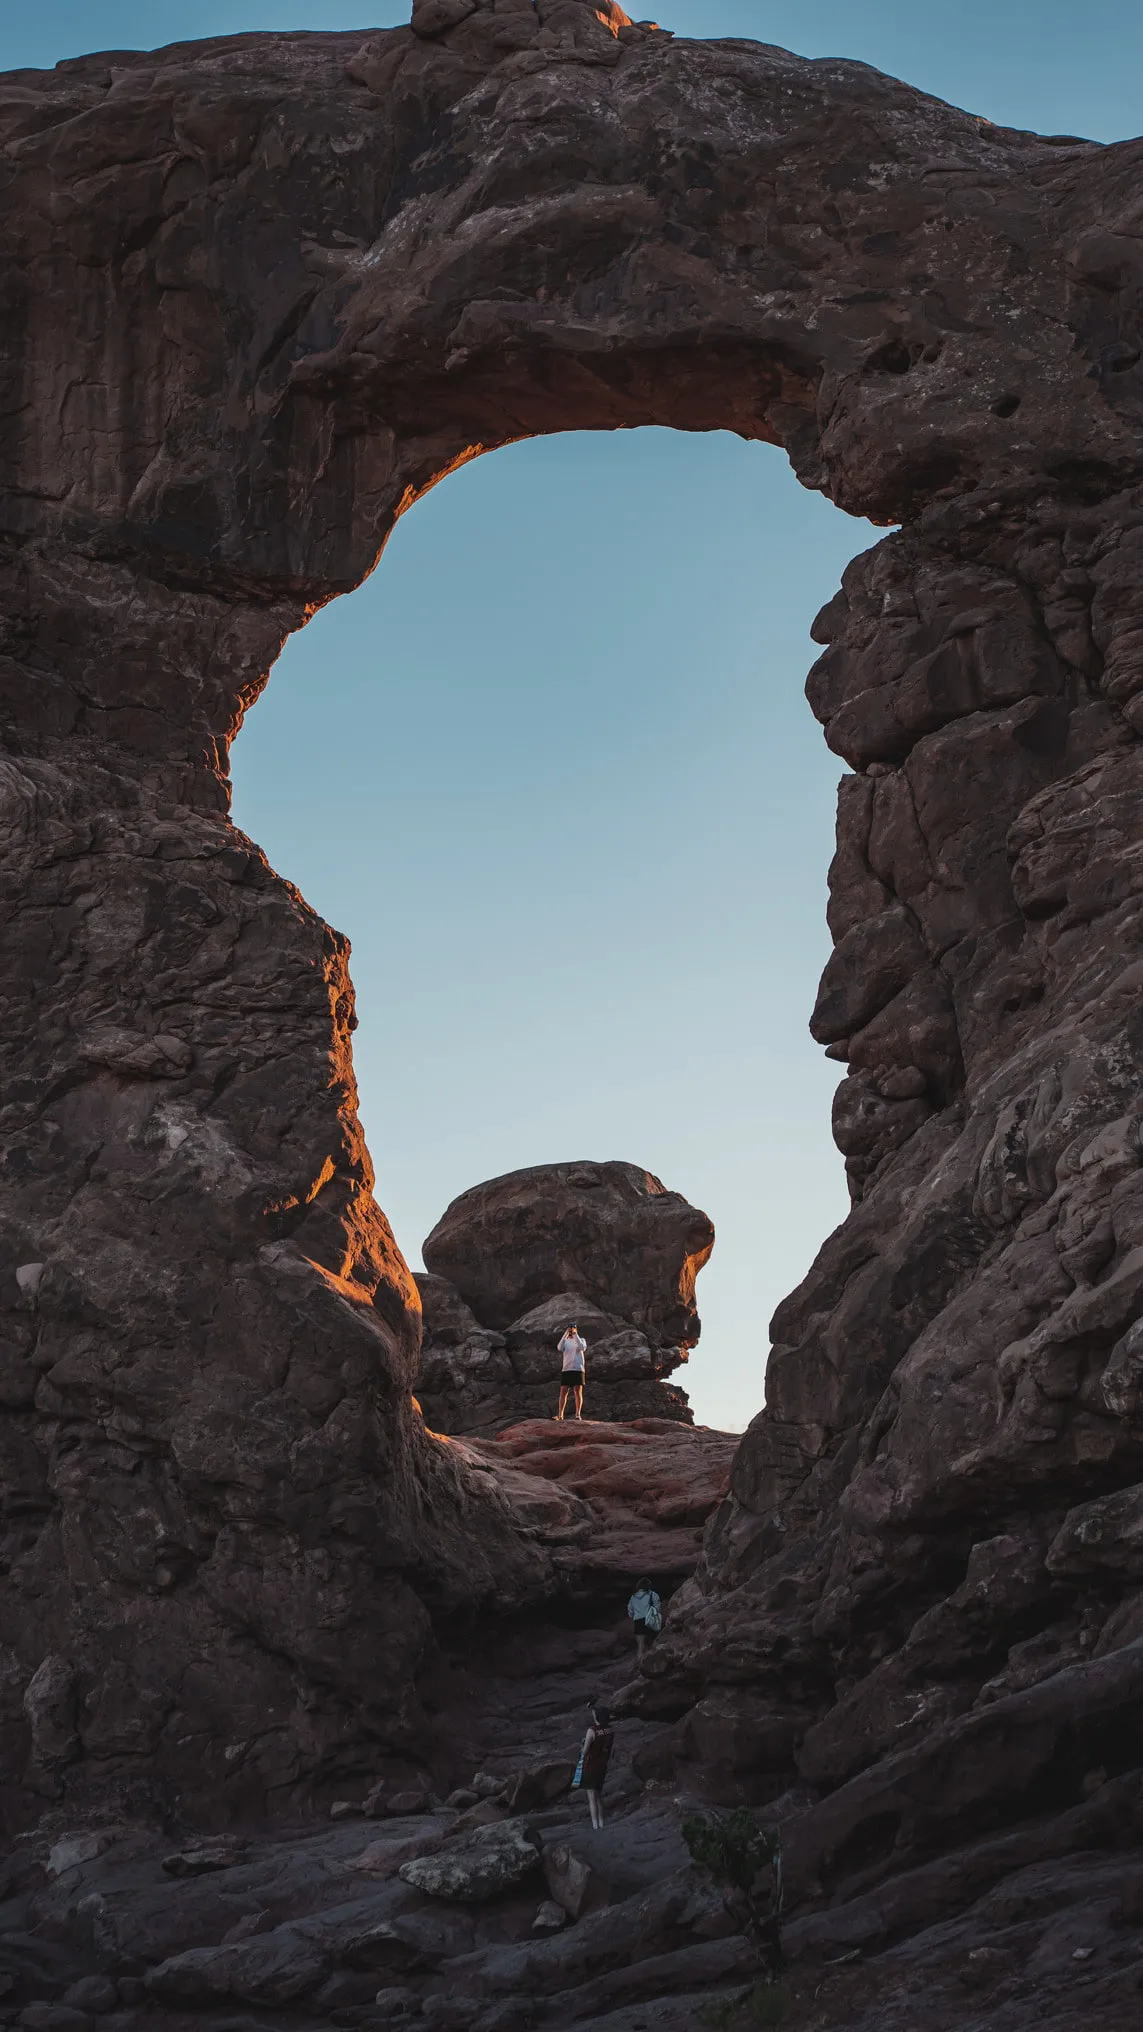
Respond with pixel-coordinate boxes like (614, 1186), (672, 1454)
(1, 7), (1143, 1875)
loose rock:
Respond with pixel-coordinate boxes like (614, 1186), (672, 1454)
(543, 1842), (594, 1919)
(399, 1822), (542, 1902)
(533, 1899), (568, 1933)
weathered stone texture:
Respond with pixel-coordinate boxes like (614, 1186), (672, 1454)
(416, 1161), (713, 1431)
(2, 16), (1143, 1990)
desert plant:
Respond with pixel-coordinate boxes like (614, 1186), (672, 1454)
(682, 1807), (782, 1895)
(682, 1808), (785, 1977)
(698, 1990), (745, 2029)
(698, 1980), (790, 2029)
(749, 1981), (790, 2026)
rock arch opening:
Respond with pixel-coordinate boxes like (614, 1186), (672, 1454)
(3, 13), (1143, 1850)
(228, 423), (862, 1434)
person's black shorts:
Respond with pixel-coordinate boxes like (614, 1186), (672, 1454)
(561, 1372), (584, 1387)
(633, 1618), (650, 1639)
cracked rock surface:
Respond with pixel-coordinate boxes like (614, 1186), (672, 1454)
(416, 1162), (713, 1432)
(3, 4), (1143, 2024)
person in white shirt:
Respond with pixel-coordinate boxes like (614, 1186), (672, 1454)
(557, 1323), (587, 1421)
(627, 1577), (663, 1661)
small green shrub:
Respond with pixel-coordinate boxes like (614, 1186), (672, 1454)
(695, 1991), (740, 2023)
(681, 1808), (781, 1895)
(749, 1981), (790, 2027)
(683, 1808), (785, 1981)
(698, 1981), (790, 2029)
(697, 1992), (743, 2029)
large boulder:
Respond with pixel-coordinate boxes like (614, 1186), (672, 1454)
(398, 1820), (542, 1902)
(422, 1163), (714, 1341)
(416, 1164), (713, 1432)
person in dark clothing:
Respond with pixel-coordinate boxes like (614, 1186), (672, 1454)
(578, 1702), (614, 1830)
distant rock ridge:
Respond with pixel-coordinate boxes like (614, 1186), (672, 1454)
(415, 1161), (715, 1432)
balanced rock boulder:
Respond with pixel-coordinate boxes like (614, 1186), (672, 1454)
(423, 1162), (714, 1339)
(417, 1163), (713, 1431)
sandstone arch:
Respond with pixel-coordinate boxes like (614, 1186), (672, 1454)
(3, 3), (1143, 1835)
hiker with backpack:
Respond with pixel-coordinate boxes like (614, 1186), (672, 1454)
(627, 1577), (663, 1661)
(573, 1702), (614, 1831)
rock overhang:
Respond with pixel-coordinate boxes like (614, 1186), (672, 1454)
(2, 17), (1138, 626)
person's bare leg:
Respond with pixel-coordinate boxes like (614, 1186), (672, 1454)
(557, 1386), (569, 1420)
(636, 1633), (645, 1663)
(587, 1787), (602, 1829)
(573, 1384), (584, 1420)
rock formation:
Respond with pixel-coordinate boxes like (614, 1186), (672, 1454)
(457, 1416), (738, 1582)
(416, 1162), (714, 1432)
(0, 1413), (741, 2028)
(3, 3), (1143, 2018)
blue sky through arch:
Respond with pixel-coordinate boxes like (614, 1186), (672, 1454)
(233, 431), (870, 1434)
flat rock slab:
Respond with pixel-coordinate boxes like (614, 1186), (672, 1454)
(345, 1822), (451, 1877)
(474, 1420), (736, 1515)
(161, 1839), (250, 1876)
(399, 1820), (542, 1902)
(144, 1931), (330, 2008)
(462, 1419), (738, 1581)
(45, 1832), (117, 1878)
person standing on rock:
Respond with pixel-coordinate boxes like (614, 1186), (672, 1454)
(627, 1577), (663, 1662)
(556, 1322), (587, 1420)
(576, 1702), (614, 1830)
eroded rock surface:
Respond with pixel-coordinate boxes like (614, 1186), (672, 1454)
(458, 1417), (738, 1582)
(417, 1162), (713, 1431)
(0, 1419), (743, 2031)
(3, 1569), (1141, 2032)
(3, 5), (1143, 2024)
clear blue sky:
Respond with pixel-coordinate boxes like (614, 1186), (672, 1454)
(6, 6), (1138, 1430)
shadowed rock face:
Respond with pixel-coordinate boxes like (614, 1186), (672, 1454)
(2, 6), (1143, 1936)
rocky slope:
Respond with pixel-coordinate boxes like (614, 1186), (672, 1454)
(2, 4), (1143, 2026)
(416, 1163), (713, 1433)
(0, 1418), (749, 2031)
(457, 1417), (737, 1581)
(0, 1415), (1139, 2032)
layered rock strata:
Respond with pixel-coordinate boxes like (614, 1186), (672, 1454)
(0, 10), (1142, 1975)
(457, 1416), (738, 1583)
(416, 1161), (713, 1432)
